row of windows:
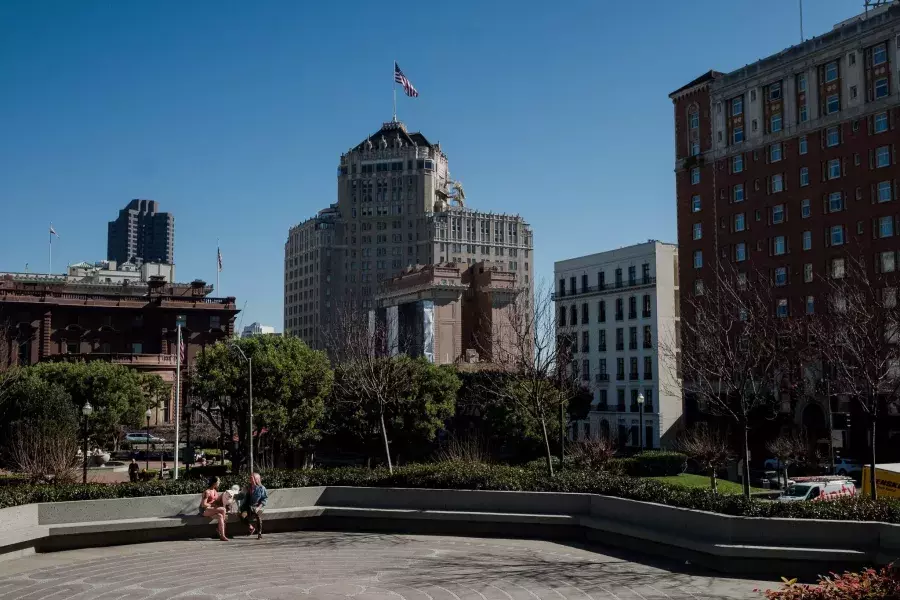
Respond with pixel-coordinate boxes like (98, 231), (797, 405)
(595, 388), (655, 411)
(558, 264), (652, 296)
(558, 295), (653, 326)
(566, 325), (654, 354)
(579, 356), (654, 382)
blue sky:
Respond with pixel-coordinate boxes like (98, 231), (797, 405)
(0, 0), (862, 330)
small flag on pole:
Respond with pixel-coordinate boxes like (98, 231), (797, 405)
(217, 247), (223, 272)
(394, 62), (419, 98)
(179, 337), (186, 364)
(49, 224), (59, 238)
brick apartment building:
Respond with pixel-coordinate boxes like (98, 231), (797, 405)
(670, 3), (900, 459)
(0, 272), (239, 424)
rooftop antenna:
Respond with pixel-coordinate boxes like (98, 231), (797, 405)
(799, 0), (804, 41)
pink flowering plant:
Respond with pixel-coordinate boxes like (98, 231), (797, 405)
(762, 564), (899, 599)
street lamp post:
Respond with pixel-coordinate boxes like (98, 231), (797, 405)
(637, 393), (645, 451)
(81, 402), (93, 484)
(232, 345), (254, 474)
(145, 408), (152, 471)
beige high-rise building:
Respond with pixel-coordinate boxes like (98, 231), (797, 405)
(284, 120), (534, 353)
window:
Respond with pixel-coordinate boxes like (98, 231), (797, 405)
(628, 296), (637, 319)
(831, 225), (845, 246)
(691, 142), (700, 156)
(691, 195), (701, 212)
(770, 143), (782, 162)
(693, 250), (703, 269)
(210, 316), (221, 329)
(616, 330), (624, 352)
(642, 294), (651, 317)
(876, 146), (891, 168)
(799, 104), (808, 123)
(878, 181), (893, 202)
(629, 326), (637, 350)
(772, 204), (785, 224)
(776, 299), (789, 318)
(643, 325), (652, 349)
(797, 73), (807, 92)
(880, 215), (894, 238)
(693, 279), (704, 295)
(769, 81), (782, 100)
(825, 61), (838, 83)
(801, 198), (811, 218)
(737, 272), (747, 290)
(828, 159), (841, 179)
(829, 192), (844, 212)
(799, 136), (808, 155)
(692, 222), (702, 240)
(734, 213), (745, 231)
(802, 230), (812, 250)
(851, 85), (858, 99)
(875, 78), (889, 99)
(559, 307), (566, 327)
(804, 263), (813, 283)
(615, 298), (624, 321)
(772, 174), (784, 193)
(735, 242), (747, 262)
(832, 257), (846, 279)
(732, 127), (744, 144)
(731, 96), (743, 116)
(689, 110), (699, 129)
(873, 43), (887, 66)
(881, 251), (896, 273)
(827, 94), (840, 114)
(774, 235), (786, 255)
(732, 154), (743, 173)
(644, 356), (653, 380)
(599, 300), (606, 322)
(806, 296), (815, 315)
(733, 183), (744, 202)
(875, 112), (888, 133)
(691, 167), (700, 184)
(827, 127), (840, 147)
(582, 302), (589, 324)
(131, 342), (143, 354)
(775, 267), (787, 286)
(770, 112), (782, 132)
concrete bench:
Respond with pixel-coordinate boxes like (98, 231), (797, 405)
(0, 486), (897, 578)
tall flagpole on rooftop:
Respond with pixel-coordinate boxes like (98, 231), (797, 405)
(392, 61), (397, 122)
(216, 238), (220, 294)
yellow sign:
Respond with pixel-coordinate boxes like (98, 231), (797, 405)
(862, 466), (900, 498)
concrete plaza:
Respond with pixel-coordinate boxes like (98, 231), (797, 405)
(0, 532), (768, 599)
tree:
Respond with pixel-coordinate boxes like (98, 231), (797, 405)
(766, 431), (807, 489)
(674, 424), (732, 493)
(661, 266), (795, 498)
(477, 283), (575, 477)
(809, 254), (900, 499)
(192, 335), (332, 472)
(569, 436), (618, 472)
(25, 361), (157, 449)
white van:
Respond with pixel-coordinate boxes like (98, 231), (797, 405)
(778, 477), (857, 502)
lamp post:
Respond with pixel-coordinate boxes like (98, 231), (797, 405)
(232, 344), (254, 474)
(145, 408), (152, 471)
(637, 392), (645, 451)
(81, 402), (93, 484)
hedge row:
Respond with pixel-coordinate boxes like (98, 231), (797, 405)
(1, 462), (899, 524)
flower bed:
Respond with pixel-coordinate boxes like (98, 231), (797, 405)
(1, 461), (899, 524)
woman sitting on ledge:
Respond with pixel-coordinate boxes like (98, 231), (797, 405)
(199, 476), (228, 541)
(241, 472), (268, 539)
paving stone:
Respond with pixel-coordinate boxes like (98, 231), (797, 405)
(0, 532), (768, 599)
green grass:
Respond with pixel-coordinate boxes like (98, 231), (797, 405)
(650, 473), (766, 494)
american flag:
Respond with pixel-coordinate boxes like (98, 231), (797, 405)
(179, 336), (186, 364)
(394, 62), (419, 98)
(49, 224), (59, 237)
(217, 247), (223, 272)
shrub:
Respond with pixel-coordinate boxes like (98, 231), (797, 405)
(606, 451), (685, 477)
(764, 563), (900, 599)
(1, 462), (900, 526)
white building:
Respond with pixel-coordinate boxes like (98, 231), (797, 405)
(241, 322), (278, 338)
(66, 260), (176, 285)
(554, 241), (682, 449)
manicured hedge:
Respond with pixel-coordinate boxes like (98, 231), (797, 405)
(1, 462), (899, 524)
(607, 451), (686, 477)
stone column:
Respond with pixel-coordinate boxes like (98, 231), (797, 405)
(39, 310), (52, 362)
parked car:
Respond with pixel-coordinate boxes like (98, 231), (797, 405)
(763, 458), (784, 471)
(755, 469), (794, 489)
(125, 432), (165, 445)
(832, 458), (863, 477)
(778, 477), (856, 502)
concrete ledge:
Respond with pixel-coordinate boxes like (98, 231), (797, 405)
(0, 486), (897, 578)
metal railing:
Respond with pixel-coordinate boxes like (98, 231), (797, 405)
(553, 276), (656, 300)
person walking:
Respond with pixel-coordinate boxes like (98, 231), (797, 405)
(241, 472), (268, 540)
(128, 459), (139, 483)
(199, 476), (228, 541)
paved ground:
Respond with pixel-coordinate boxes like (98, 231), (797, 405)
(0, 532), (769, 599)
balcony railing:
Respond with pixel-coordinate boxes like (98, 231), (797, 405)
(581, 345), (590, 353)
(616, 403), (626, 412)
(615, 313), (624, 321)
(643, 340), (653, 349)
(629, 372), (639, 380)
(48, 353), (178, 366)
(596, 373), (609, 382)
(598, 344), (607, 352)
(616, 343), (624, 351)
(553, 277), (656, 300)
(629, 342), (638, 350)
(642, 310), (652, 318)
(616, 373), (625, 381)
(644, 372), (653, 380)
(628, 312), (637, 320)
(597, 403), (609, 411)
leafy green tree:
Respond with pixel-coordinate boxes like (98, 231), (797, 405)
(192, 335), (332, 472)
(327, 356), (459, 467)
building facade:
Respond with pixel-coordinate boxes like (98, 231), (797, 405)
(554, 241), (681, 449)
(241, 322), (277, 338)
(671, 3), (900, 457)
(108, 199), (175, 266)
(373, 262), (521, 365)
(0, 272), (238, 424)
(285, 120), (534, 351)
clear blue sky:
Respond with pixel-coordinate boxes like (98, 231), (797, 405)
(0, 0), (862, 330)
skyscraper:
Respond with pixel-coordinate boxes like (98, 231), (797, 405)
(107, 199), (175, 266)
(284, 120), (534, 353)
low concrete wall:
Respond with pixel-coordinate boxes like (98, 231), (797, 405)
(0, 486), (897, 578)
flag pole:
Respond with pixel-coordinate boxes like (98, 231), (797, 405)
(392, 61), (397, 122)
(216, 238), (220, 294)
(48, 223), (52, 274)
